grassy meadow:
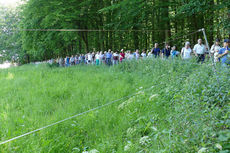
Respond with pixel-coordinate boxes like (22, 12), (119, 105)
(0, 59), (229, 153)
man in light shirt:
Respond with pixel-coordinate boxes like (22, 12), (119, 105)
(193, 39), (207, 63)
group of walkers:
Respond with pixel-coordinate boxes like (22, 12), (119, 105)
(49, 38), (230, 67)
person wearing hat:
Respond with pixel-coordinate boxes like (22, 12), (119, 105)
(211, 39), (221, 55)
(218, 39), (230, 66)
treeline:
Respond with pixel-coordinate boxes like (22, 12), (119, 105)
(0, 0), (229, 63)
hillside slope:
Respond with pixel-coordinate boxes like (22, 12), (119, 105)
(0, 59), (229, 152)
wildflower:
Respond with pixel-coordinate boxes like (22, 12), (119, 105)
(139, 136), (151, 146)
(124, 141), (132, 151)
(198, 148), (207, 153)
(126, 127), (136, 136)
(72, 147), (80, 152)
(137, 91), (144, 95)
(89, 149), (99, 153)
(149, 94), (159, 101)
(118, 97), (135, 111)
(215, 144), (222, 150)
(151, 126), (157, 131)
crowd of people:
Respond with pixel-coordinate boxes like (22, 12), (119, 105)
(48, 38), (230, 67)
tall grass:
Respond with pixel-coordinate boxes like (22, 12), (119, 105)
(0, 58), (229, 152)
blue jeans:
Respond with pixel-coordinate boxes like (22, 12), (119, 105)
(197, 54), (205, 63)
(106, 58), (112, 66)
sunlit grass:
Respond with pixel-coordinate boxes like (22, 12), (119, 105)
(0, 59), (229, 152)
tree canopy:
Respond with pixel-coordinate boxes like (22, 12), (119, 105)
(0, 0), (229, 63)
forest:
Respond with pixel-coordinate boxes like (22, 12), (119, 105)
(0, 0), (229, 63)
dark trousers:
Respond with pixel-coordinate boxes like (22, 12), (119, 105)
(106, 58), (112, 66)
(197, 54), (205, 63)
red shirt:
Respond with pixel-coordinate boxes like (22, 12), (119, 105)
(120, 53), (125, 61)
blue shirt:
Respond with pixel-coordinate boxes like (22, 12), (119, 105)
(106, 53), (112, 59)
(171, 50), (177, 58)
(162, 48), (171, 57)
(219, 47), (230, 64)
(152, 48), (161, 56)
(66, 57), (70, 64)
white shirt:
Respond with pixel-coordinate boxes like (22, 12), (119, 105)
(141, 53), (147, 58)
(95, 54), (100, 60)
(129, 54), (134, 60)
(135, 53), (140, 60)
(113, 53), (119, 57)
(99, 54), (104, 60)
(70, 57), (75, 62)
(210, 44), (221, 54)
(182, 47), (192, 59)
(193, 44), (206, 54)
(88, 54), (92, 61)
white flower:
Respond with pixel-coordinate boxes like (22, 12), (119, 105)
(139, 87), (143, 89)
(198, 147), (207, 153)
(124, 141), (132, 151)
(124, 145), (130, 151)
(139, 136), (151, 146)
(89, 149), (99, 153)
(72, 147), (80, 152)
(118, 97), (135, 110)
(126, 127), (136, 136)
(215, 144), (222, 150)
(82, 151), (88, 153)
(151, 126), (157, 131)
(137, 91), (144, 95)
(149, 94), (159, 101)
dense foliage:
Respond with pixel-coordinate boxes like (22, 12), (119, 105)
(0, 0), (229, 63)
(0, 59), (229, 152)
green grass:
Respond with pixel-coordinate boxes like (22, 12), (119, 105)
(0, 59), (229, 153)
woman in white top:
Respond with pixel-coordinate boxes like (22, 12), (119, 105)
(128, 51), (134, 60)
(181, 42), (192, 60)
(210, 39), (221, 55)
(88, 53), (92, 64)
(141, 50), (147, 58)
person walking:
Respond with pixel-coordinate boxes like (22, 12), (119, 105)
(218, 39), (230, 66)
(95, 52), (100, 66)
(181, 42), (192, 60)
(141, 50), (147, 59)
(106, 50), (112, 66)
(171, 46), (178, 59)
(65, 56), (70, 67)
(162, 43), (171, 59)
(113, 51), (119, 65)
(152, 43), (161, 58)
(135, 49), (140, 60)
(193, 39), (207, 63)
(211, 39), (221, 56)
(88, 52), (92, 64)
(120, 49), (125, 62)
(70, 55), (75, 66)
